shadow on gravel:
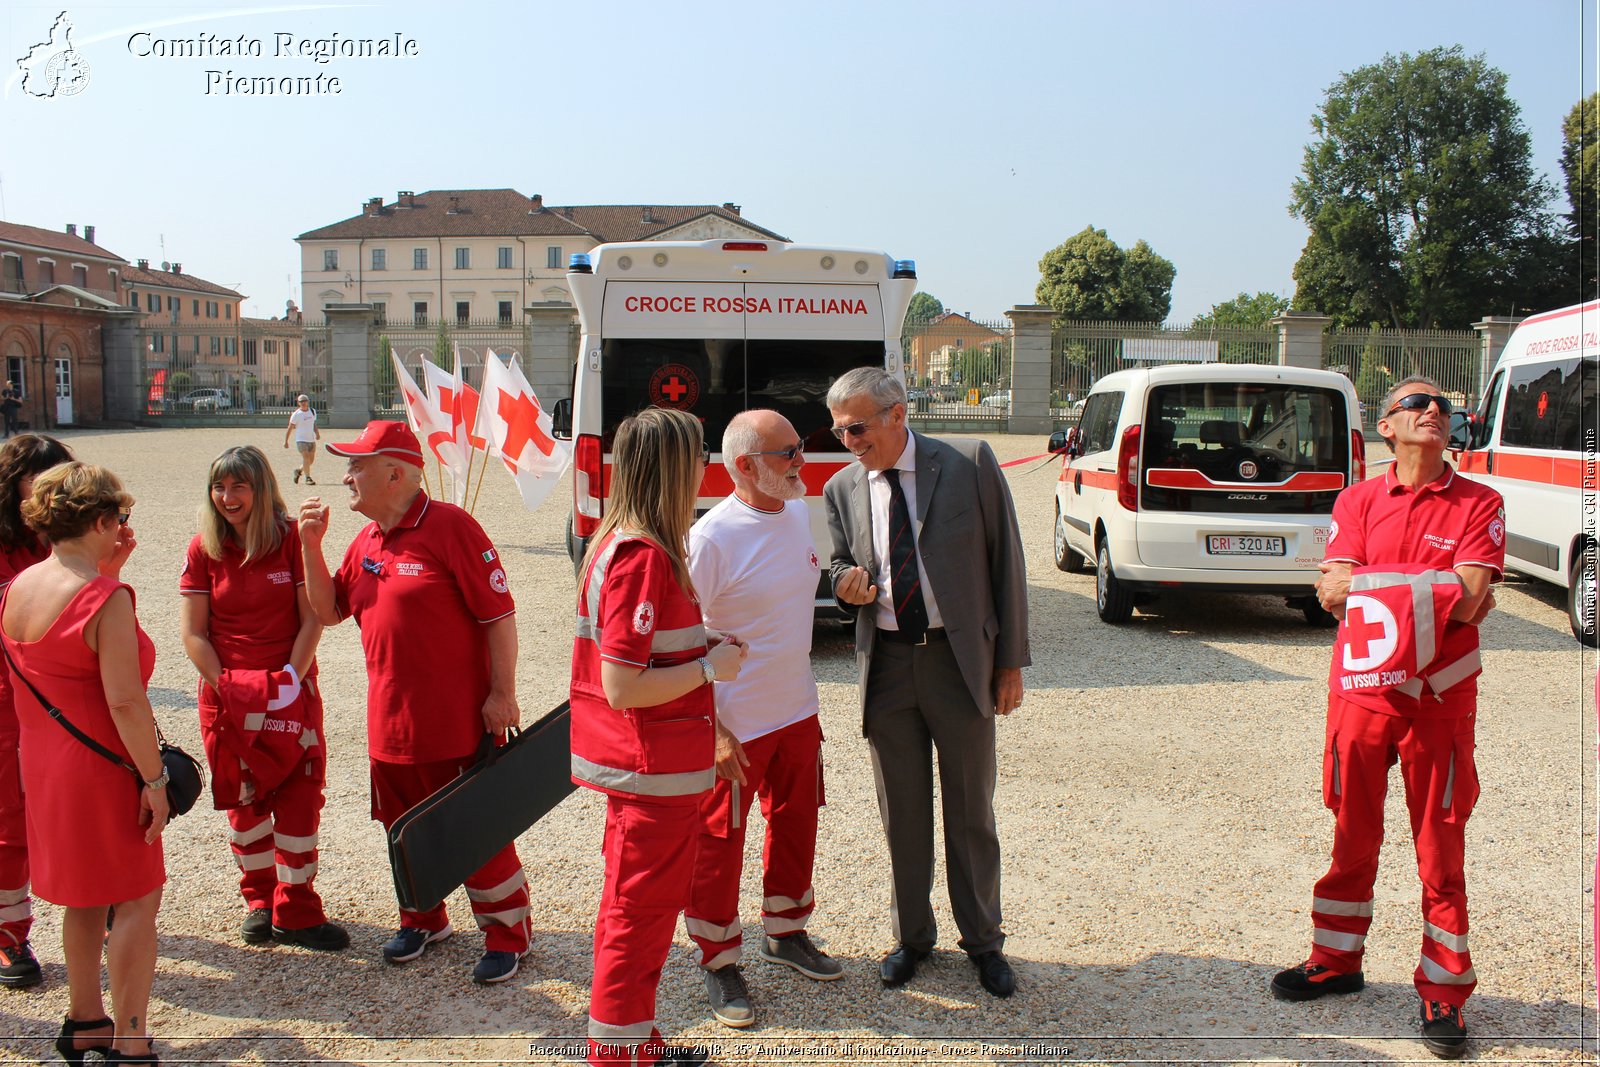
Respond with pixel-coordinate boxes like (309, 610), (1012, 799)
(1478, 574), (1580, 653)
(694, 949), (1597, 1063)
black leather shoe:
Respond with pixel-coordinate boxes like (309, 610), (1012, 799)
(970, 950), (1015, 997)
(879, 944), (928, 987)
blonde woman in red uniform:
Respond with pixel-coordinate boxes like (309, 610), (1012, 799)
(571, 407), (747, 1067)
(179, 446), (347, 951)
(0, 433), (72, 990)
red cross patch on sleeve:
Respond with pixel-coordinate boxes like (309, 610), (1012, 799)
(633, 600), (655, 635)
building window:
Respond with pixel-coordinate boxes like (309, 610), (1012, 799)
(2, 255), (23, 293)
(546, 246), (562, 269)
(150, 334), (164, 354)
(193, 299), (200, 316)
(108, 269), (118, 290)
(263, 340), (278, 354)
(169, 296), (178, 312)
(498, 300), (513, 323)
(38, 261), (54, 285)
(371, 301), (386, 325)
(207, 301), (218, 318)
(6, 358), (23, 397)
(454, 247), (470, 270)
(455, 301), (470, 324)
(413, 248), (428, 270)
(128, 290), (139, 308)
(243, 339), (257, 365)
(193, 336), (201, 354)
(372, 248), (386, 270)
(323, 249), (339, 271)
(413, 301), (427, 326)
(72, 265), (87, 288)
(147, 294), (159, 312)
(211, 337), (221, 355)
(225, 304), (232, 320)
(497, 246), (513, 269)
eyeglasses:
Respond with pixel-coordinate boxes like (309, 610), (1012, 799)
(1385, 393), (1452, 418)
(117, 512), (130, 526)
(830, 406), (893, 440)
(744, 442), (804, 461)
(699, 445), (711, 465)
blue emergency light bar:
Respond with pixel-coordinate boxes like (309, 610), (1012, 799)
(893, 260), (917, 279)
(568, 253), (593, 274)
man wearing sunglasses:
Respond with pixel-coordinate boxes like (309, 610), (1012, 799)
(682, 409), (840, 1030)
(822, 367), (1029, 999)
(1273, 377), (1504, 1060)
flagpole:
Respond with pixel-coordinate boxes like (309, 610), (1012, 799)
(470, 448), (489, 513)
(461, 441), (478, 513)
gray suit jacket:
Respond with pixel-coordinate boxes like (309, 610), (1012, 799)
(823, 432), (1030, 731)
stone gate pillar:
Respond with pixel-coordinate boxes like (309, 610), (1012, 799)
(322, 303), (373, 429)
(1471, 315), (1522, 401)
(1273, 311), (1331, 369)
(1005, 305), (1054, 435)
(524, 302), (577, 405)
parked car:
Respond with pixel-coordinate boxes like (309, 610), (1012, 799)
(179, 388), (232, 411)
(1047, 363), (1363, 626)
(979, 390), (1011, 409)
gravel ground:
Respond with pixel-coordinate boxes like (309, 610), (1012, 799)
(0, 425), (1593, 1066)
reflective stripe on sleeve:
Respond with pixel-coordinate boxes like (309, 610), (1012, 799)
(571, 753), (714, 797)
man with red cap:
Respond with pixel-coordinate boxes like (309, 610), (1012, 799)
(299, 419), (532, 985)
(1272, 375), (1503, 1060)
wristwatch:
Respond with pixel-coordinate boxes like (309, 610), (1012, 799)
(143, 769), (170, 791)
(697, 657), (716, 685)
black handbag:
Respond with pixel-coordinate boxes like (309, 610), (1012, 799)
(388, 701), (577, 912)
(0, 640), (203, 817)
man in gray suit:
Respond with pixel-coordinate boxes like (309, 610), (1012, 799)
(822, 366), (1029, 998)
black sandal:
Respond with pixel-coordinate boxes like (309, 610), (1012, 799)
(54, 1014), (113, 1065)
(102, 1049), (159, 1065)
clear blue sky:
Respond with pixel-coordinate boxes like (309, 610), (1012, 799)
(2, 0), (1594, 323)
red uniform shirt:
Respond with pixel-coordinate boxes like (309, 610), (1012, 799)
(334, 493), (514, 763)
(1325, 465), (1504, 717)
(0, 538), (47, 708)
(570, 533), (713, 798)
(179, 521), (306, 670)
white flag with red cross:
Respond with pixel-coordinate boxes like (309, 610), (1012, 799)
(456, 345), (490, 455)
(390, 352), (450, 446)
(480, 350), (569, 511)
(419, 357), (470, 502)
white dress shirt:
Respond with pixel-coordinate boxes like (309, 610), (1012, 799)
(868, 430), (945, 632)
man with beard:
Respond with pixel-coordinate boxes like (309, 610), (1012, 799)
(684, 409), (840, 1029)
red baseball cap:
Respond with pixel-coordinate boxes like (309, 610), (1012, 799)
(326, 420), (425, 467)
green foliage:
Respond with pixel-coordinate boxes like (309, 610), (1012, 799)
(949, 343), (1008, 390)
(906, 292), (944, 324)
(1290, 46), (1560, 328)
(1562, 93), (1599, 299)
(1035, 226), (1174, 322)
(433, 321), (451, 365)
(169, 370), (193, 395)
(1192, 291), (1290, 330)
(1355, 328), (1393, 401)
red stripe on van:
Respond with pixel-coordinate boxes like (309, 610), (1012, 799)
(1144, 468), (1347, 492)
(1459, 450), (1587, 489)
(1515, 300), (1600, 328)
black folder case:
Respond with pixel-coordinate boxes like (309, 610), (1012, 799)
(388, 701), (577, 913)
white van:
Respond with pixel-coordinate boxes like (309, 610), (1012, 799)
(1453, 300), (1599, 645)
(552, 240), (917, 605)
(1048, 363), (1364, 625)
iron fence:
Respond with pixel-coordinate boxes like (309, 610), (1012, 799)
(370, 319), (541, 416)
(902, 316), (1013, 423)
(137, 320), (329, 417)
(1322, 327), (1481, 424)
(1050, 319), (1280, 420)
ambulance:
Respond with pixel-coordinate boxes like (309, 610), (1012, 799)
(1453, 300), (1599, 645)
(553, 240), (918, 606)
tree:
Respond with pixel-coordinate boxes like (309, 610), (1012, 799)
(1192, 291), (1290, 330)
(433, 321), (452, 365)
(906, 292), (944, 324)
(1290, 46), (1559, 328)
(1562, 93), (1599, 300)
(1036, 226), (1174, 322)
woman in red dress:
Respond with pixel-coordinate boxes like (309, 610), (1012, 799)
(0, 434), (73, 989)
(179, 445), (345, 950)
(1, 462), (166, 1064)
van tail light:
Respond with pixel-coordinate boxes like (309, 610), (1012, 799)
(573, 433), (603, 538)
(1116, 425), (1141, 511)
(1351, 429), (1366, 484)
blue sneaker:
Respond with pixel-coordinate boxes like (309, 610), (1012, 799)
(471, 947), (526, 985)
(381, 923), (452, 964)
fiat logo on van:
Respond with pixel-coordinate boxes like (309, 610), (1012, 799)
(1238, 459), (1259, 479)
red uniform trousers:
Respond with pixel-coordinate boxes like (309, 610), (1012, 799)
(200, 682), (330, 930)
(1311, 693), (1480, 1006)
(685, 714), (823, 970)
(588, 793), (701, 1067)
(0, 699), (31, 947)
(370, 756), (530, 952)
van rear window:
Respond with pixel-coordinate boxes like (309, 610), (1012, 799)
(1142, 381), (1349, 514)
(600, 337), (885, 453)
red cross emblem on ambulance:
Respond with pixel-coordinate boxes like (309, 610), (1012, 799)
(649, 364), (700, 410)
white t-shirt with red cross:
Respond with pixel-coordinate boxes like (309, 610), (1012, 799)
(689, 495), (820, 743)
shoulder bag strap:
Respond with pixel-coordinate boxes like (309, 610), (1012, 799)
(0, 635), (136, 775)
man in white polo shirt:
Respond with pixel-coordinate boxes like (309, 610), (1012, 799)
(684, 409), (841, 1030)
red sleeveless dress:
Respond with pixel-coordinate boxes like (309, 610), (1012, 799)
(3, 577), (164, 906)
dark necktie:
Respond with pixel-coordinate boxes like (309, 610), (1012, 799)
(884, 468), (929, 641)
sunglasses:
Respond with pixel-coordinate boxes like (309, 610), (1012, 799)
(745, 442), (804, 461)
(830, 406), (893, 441)
(361, 556), (385, 576)
(117, 511), (131, 526)
(699, 445), (711, 465)
(1384, 393), (1452, 418)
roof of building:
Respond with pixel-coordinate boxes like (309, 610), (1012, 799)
(297, 189), (788, 243)
(120, 263), (243, 299)
(33, 284), (125, 309)
(0, 220), (123, 261)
